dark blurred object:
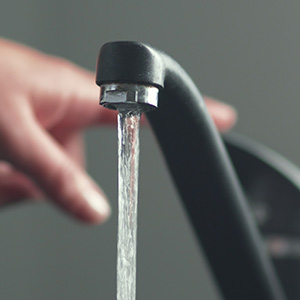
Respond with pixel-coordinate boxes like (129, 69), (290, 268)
(226, 133), (300, 300)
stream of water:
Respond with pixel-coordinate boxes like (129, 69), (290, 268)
(117, 111), (141, 300)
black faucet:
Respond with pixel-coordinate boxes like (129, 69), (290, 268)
(95, 41), (294, 300)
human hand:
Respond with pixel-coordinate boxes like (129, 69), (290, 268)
(0, 38), (236, 224)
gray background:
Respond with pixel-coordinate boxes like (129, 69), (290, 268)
(0, 1), (300, 299)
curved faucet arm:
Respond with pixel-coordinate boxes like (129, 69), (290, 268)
(96, 41), (286, 300)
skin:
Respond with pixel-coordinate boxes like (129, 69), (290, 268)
(0, 38), (237, 224)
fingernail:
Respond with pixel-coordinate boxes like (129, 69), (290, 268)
(82, 187), (111, 221)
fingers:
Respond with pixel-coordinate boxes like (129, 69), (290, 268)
(0, 161), (42, 206)
(50, 129), (86, 168)
(203, 96), (237, 132)
(3, 112), (111, 224)
(0, 132), (86, 206)
(0, 38), (117, 130)
(30, 57), (117, 130)
(50, 66), (118, 128)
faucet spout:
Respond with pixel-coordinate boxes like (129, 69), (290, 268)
(96, 41), (286, 300)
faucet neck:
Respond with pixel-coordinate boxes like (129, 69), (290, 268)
(96, 41), (286, 300)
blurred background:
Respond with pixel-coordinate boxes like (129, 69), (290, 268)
(0, 1), (300, 299)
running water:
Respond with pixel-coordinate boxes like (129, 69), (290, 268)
(117, 111), (141, 300)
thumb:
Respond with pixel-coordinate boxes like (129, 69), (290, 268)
(6, 112), (111, 224)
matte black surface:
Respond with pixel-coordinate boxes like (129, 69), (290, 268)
(225, 133), (300, 300)
(96, 42), (286, 300)
(96, 42), (164, 88)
